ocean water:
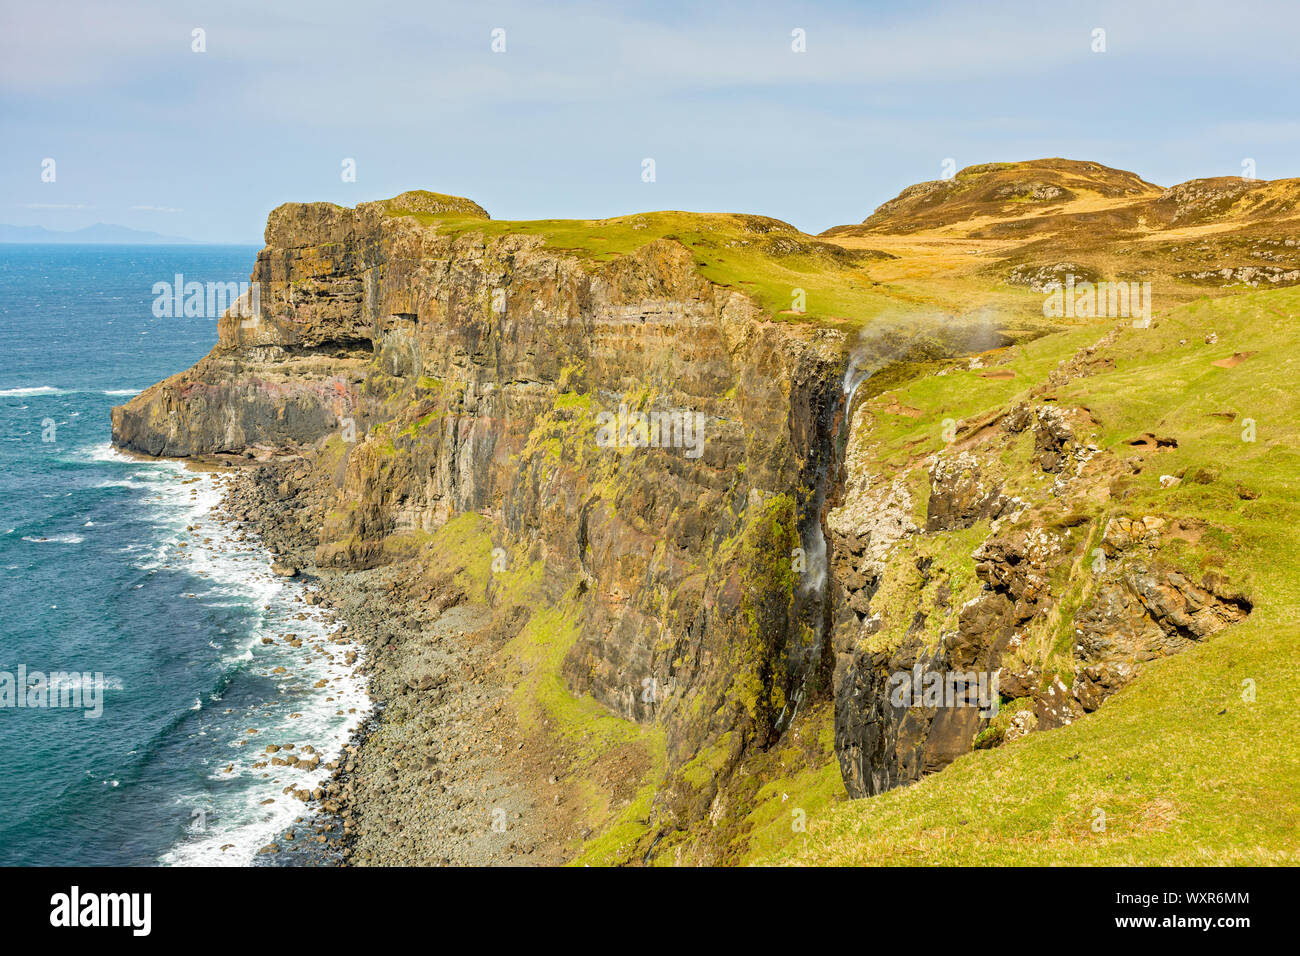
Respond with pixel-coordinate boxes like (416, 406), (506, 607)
(0, 245), (370, 866)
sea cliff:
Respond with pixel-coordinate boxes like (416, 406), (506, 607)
(114, 165), (1296, 863)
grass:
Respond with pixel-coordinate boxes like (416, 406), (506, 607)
(859, 519), (991, 656)
(399, 508), (669, 864)
(752, 285), (1300, 865)
(386, 206), (954, 331)
(859, 324), (1105, 468)
(502, 595), (668, 866)
(763, 615), (1299, 865)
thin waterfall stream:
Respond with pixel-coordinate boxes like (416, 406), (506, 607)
(778, 351), (875, 731)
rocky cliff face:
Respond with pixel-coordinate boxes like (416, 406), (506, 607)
(115, 183), (1261, 856)
(826, 345), (1253, 799)
(113, 195), (850, 819)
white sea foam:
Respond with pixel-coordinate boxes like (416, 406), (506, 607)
(22, 534), (84, 544)
(96, 478), (149, 490)
(0, 385), (65, 396)
(85, 441), (135, 464)
(1, 386), (143, 401)
(68, 439), (370, 865)
(148, 468), (371, 867)
(0, 386), (141, 398)
(47, 673), (124, 692)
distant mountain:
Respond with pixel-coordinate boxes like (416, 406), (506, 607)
(0, 222), (197, 244)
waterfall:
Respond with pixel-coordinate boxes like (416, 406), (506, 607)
(779, 319), (947, 733)
(778, 351), (874, 731)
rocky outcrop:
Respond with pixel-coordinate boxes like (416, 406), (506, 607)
(925, 452), (1008, 531)
(1151, 177), (1259, 226)
(112, 193), (848, 825)
(1005, 262), (1101, 293)
(1071, 518), (1252, 711)
(828, 382), (1253, 798)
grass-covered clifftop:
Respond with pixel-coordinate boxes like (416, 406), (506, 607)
(743, 285), (1300, 865)
(380, 197), (900, 330)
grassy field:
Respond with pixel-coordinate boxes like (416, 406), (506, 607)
(404, 510), (670, 866)
(375, 166), (1296, 342)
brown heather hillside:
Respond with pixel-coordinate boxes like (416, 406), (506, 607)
(824, 158), (1163, 237)
(819, 159), (1300, 338)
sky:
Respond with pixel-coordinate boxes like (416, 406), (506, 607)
(2, 0), (1298, 243)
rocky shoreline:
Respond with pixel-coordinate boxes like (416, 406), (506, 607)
(217, 458), (570, 866)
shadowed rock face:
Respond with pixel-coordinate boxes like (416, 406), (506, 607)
(113, 195), (848, 797)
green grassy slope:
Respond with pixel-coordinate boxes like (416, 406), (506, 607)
(752, 286), (1300, 865)
(382, 198), (930, 331)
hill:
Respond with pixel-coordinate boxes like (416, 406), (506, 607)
(0, 222), (197, 244)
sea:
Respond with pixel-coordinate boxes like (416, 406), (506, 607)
(0, 244), (370, 866)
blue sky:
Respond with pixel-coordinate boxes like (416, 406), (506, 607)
(2, 0), (1297, 242)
